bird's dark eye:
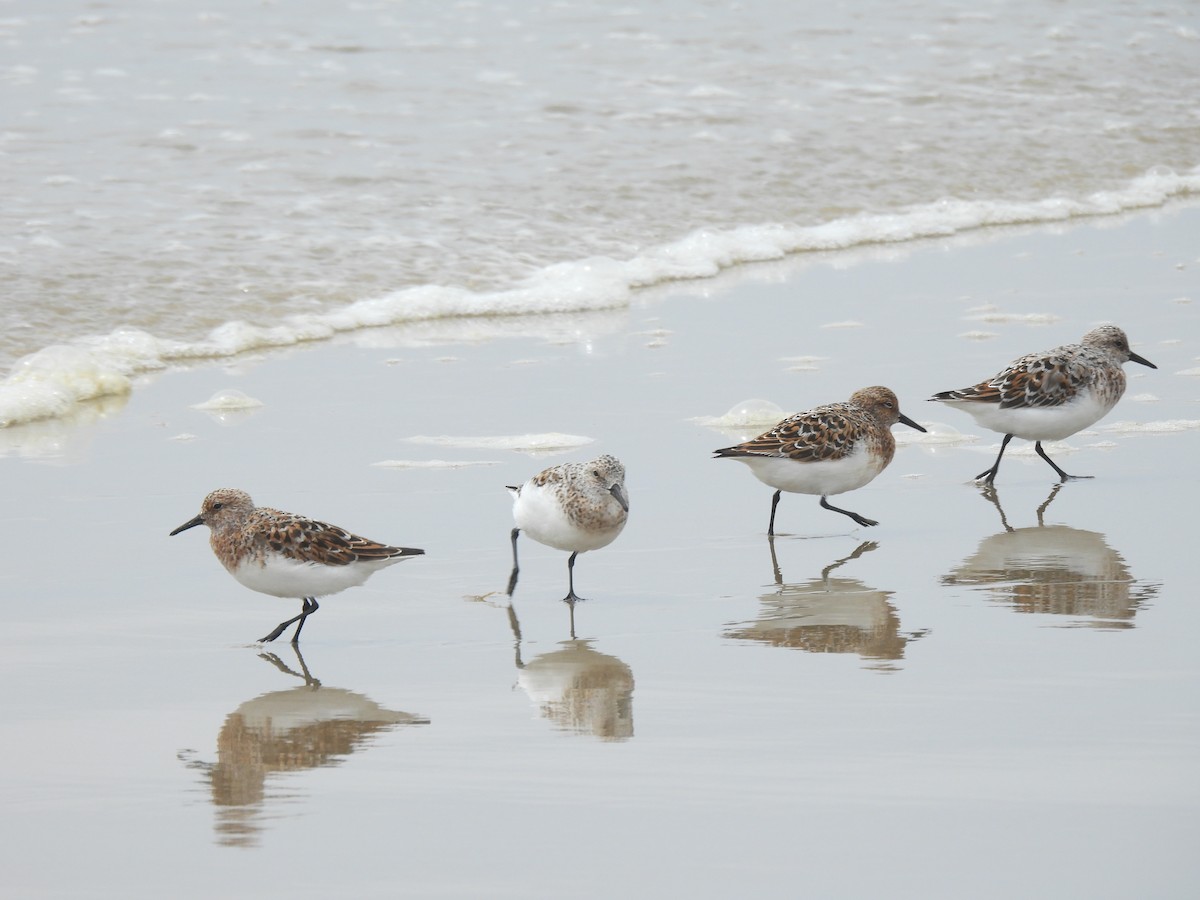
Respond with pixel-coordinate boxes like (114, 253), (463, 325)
(593, 470), (601, 478)
(212, 502), (223, 510)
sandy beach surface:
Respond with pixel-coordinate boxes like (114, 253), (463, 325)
(2, 205), (1198, 897)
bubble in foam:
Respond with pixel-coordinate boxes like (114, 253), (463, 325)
(693, 399), (788, 430)
(190, 389), (265, 411)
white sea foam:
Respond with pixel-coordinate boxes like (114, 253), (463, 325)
(967, 312), (1063, 325)
(402, 433), (595, 456)
(1099, 419), (1200, 435)
(0, 345), (132, 427)
(895, 423), (979, 446)
(2, 167), (1199, 428)
(371, 459), (502, 469)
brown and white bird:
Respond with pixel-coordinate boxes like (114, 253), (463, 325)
(507, 454), (629, 603)
(714, 386), (925, 534)
(930, 325), (1156, 483)
(170, 488), (423, 643)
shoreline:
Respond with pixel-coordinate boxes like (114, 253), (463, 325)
(3, 182), (1199, 430)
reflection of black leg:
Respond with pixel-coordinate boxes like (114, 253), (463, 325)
(567, 598), (577, 640)
(767, 534), (783, 585)
(976, 433), (1014, 484)
(768, 490), (782, 536)
(820, 495), (878, 528)
(505, 601), (523, 643)
(979, 483), (1014, 532)
(819, 540), (879, 583)
(506, 528), (521, 596)
(1035, 441), (1090, 482)
(1035, 482), (1064, 526)
(257, 646), (320, 686)
(563, 551), (587, 603)
(258, 597), (319, 644)
(289, 643), (318, 685)
(506, 601), (524, 669)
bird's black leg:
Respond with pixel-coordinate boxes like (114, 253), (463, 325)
(975, 433), (1014, 484)
(258, 597), (318, 644)
(819, 496), (878, 528)
(767, 490), (782, 536)
(1035, 440), (1090, 482)
(562, 551), (587, 604)
(506, 527), (521, 596)
(289, 598), (319, 644)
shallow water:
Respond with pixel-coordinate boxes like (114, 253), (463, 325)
(1, 209), (1198, 897)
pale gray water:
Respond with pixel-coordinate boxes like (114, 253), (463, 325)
(0, 208), (1197, 897)
(3, 0), (1199, 368)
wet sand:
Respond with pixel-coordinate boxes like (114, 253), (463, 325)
(1, 205), (1198, 898)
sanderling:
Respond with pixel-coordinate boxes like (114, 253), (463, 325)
(507, 454), (629, 603)
(714, 386), (926, 534)
(170, 488), (423, 643)
(929, 325), (1156, 484)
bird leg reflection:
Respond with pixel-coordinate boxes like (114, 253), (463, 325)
(821, 540), (879, 585)
(506, 600), (525, 669)
(767, 534), (879, 588)
(979, 481), (1064, 532)
(1035, 482), (1064, 525)
(258, 645), (320, 688)
(979, 484), (1014, 532)
(768, 534), (784, 585)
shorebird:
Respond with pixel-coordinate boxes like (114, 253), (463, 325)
(506, 454), (629, 603)
(170, 488), (423, 643)
(714, 386), (926, 534)
(930, 325), (1156, 483)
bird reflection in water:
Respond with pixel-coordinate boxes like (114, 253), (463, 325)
(942, 484), (1157, 627)
(725, 539), (926, 670)
(178, 647), (428, 847)
(503, 601), (634, 742)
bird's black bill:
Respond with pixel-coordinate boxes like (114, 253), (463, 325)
(1129, 351), (1157, 369)
(610, 483), (630, 512)
(898, 413), (927, 433)
(169, 515), (204, 536)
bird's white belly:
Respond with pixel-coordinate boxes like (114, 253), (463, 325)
(945, 392), (1113, 441)
(229, 553), (385, 599)
(734, 445), (882, 496)
(514, 487), (625, 553)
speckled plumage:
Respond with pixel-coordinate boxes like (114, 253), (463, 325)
(930, 325), (1156, 483)
(714, 386), (926, 533)
(506, 454), (629, 603)
(170, 488), (423, 643)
